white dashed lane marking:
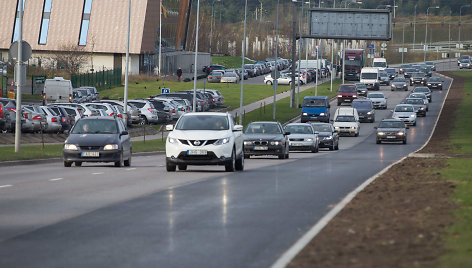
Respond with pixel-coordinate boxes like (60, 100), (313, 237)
(0, 185), (13, 189)
(49, 178), (63, 182)
(92, 172), (104, 175)
(126, 168), (136, 171)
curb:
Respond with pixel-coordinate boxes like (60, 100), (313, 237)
(270, 73), (455, 268)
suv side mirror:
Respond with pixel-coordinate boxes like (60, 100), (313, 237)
(284, 132), (291, 136)
(165, 124), (174, 131)
(327, 104), (331, 108)
(233, 125), (243, 132)
(120, 131), (129, 136)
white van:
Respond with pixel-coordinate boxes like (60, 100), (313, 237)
(360, 67), (380, 91)
(372, 58), (387, 71)
(332, 107), (360, 136)
(43, 77), (73, 104)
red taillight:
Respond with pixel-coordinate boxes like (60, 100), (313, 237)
(201, 101), (204, 104)
(172, 108), (175, 113)
(110, 113), (114, 117)
(33, 115), (42, 120)
(7, 108), (16, 113)
(62, 117), (67, 123)
(208, 76), (213, 79)
(24, 112), (28, 119)
(0, 104), (3, 119)
(52, 117), (58, 123)
(148, 108), (154, 113)
(118, 114), (122, 118)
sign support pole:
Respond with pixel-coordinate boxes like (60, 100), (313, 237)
(14, 1), (24, 153)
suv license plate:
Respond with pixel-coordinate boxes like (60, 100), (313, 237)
(254, 146), (268, 150)
(387, 136), (396, 139)
(187, 150), (207, 155)
(82, 151), (99, 157)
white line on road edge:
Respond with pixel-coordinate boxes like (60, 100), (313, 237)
(271, 74), (454, 268)
(49, 178), (63, 181)
(0, 185), (13, 189)
(126, 168), (136, 171)
(92, 172), (104, 175)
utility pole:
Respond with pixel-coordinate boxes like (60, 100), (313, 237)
(239, 0), (247, 125)
(290, 1), (297, 108)
(273, 0), (279, 120)
(14, 0), (24, 152)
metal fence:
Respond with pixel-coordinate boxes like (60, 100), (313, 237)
(71, 68), (122, 89)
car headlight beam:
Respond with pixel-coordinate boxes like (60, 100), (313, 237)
(64, 144), (78, 151)
(215, 137), (231, 145)
(168, 137), (177, 144)
(104, 144), (119, 150)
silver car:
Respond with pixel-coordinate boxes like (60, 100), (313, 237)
(39, 106), (63, 133)
(285, 123), (319, 153)
(128, 100), (159, 124)
(392, 104), (417, 126)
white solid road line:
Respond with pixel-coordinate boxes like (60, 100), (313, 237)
(271, 75), (454, 268)
(92, 172), (104, 175)
(125, 168), (136, 171)
(49, 178), (64, 182)
(0, 185), (13, 189)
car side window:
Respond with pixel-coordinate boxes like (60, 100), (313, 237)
(117, 119), (125, 133)
(229, 115), (236, 128)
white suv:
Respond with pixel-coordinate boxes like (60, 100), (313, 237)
(165, 112), (244, 172)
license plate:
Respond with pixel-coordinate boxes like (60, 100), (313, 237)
(81, 151), (99, 157)
(387, 136), (396, 139)
(344, 99), (351, 102)
(254, 146), (268, 150)
(291, 143), (304, 146)
(187, 150), (207, 155)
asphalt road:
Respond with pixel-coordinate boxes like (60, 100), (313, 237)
(0, 74), (452, 267)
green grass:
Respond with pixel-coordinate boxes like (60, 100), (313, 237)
(436, 71), (472, 267)
(211, 56), (255, 69)
(99, 80), (289, 111)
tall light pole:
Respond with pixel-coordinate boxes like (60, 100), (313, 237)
(424, 6), (439, 62)
(273, 0), (279, 120)
(401, 23), (405, 64)
(14, 0), (24, 152)
(459, 5), (471, 48)
(297, 1), (309, 107)
(413, 4), (416, 50)
(124, 0), (131, 126)
(239, 0), (247, 125)
(192, 0), (201, 112)
(290, 0), (298, 108)
(158, 0), (162, 77)
(209, 0), (221, 55)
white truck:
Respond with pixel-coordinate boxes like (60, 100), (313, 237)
(360, 67), (380, 91)
(43, 77), (73, 104)
(372, 58), (387, 71)
(332, 107), (360, 137)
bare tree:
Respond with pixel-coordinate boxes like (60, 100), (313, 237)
(51, 43), (88, 74)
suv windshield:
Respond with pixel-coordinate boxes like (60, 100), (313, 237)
(373, 62), (387, 67)
(338, 85), (356, 92)
(71, 119), (118, 134)
(303, 99), (326, 107)
(394, 106), (414, 112)
(335, 115), (355, 122)
(361, 73), (378, 79)
(176, 115), (229, 130)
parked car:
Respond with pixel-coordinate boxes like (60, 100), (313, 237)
(80, 86), (99, 100)
(39, 106), (63, 133)
(243, 121), (289, 159)
(23, 104), (48, 132)
(375, 119), (407, 144)
(403, 98), (427, 117)
(203, 64), (226, 75)
(310, 123), (339, 150)
(367, 92), (388, 109)
(207, 71), (224, 83)
(128, 100), (160, 124)
(85, 103), (118, 117)
(0, 101), (11, 133)
(284, 123), (319, 153)
(165, 112), (244, 172)
(220, 72), (240, 83)
(0, 98), (17, 132)
(47, 105), (75, 132)
(391, 77), (408, 91)
(63, 116), (132, 167)
(392, 104), (416, 126)
(58, 106), (83, 123)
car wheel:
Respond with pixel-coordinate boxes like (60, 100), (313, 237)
(403, 139), (407, 144)
(376, 139), (381, 144)
(178, 164), (187, 171)
(64, 161), (72, 167)
(244, 154), (250, 159)
(124, 153), (131, 167)
(355, 132), (359, 137)
(225, 149), (236, 172)
(114, 151), (123, 167)
(337, 102), (341, 106)
(266, 81), (273, 85)
(139, 115), (148, 125)
(335, 142), (339, 150)
(413, 121), (416, 126)
(75, 161), (82, 167)
(166, 159), (176, 172)
(235, 152), (244, 171)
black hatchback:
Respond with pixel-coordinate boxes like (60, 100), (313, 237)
(63, 117), (132, 167)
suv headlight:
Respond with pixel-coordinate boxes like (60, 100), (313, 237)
(104, 144), (119, 150)
(302, 112), (308, 116)
(367, 111), (373, 115)
(168, 137), (177, 144)
(270, 141), (282, 146)
(377, 132), (385, 136)
(410, 114), (416, 118)
(305, 138), (313, 142)
(397, 132), (405, 136)
(319, 113), (326, 116)
(244, 141), (253, 146)
(215, 137), (230, 145)
(64, 144), (78, 150)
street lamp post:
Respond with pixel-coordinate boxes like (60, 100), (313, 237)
(459, 5), (471, 48)
(413, 4), (416, 50)
(209, 0), (221, 55)
(192, 0), (201, 112)
(273, 0), (279, 120)
(239, 0), (247, 125)
(402, 23), (405, 64)
(297, 1), (309, 107)
(424, 6), (439, 62)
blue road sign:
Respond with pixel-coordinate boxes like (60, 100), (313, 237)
(367, 44), (375, 49)
(161, 88), (170, 94)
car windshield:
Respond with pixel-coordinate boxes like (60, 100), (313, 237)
(379, 72), (387, 77)
(361, 73), (377, 79)
(378, 121), (404, 128)
(285, 125), (313, 134)
(355, 83), (367, 89)
(303, 99), (326, 107)
(211, 71), (223, 76)
(394, 106), (414, 112)
(410, 93), (425, 99)
(373, 62), (387, 67)
(176, 115), (229, 130)
(393, 77), (406, 82)
(368, 93), (384, 98)
(385, 68), (395, 73)
(335, 115), (355, 122)
(311, 124), (332, 132)
(338, 85), (356, 92)
(460, 59), (469, 63)
(245, 123), (281, 134)
(353, 101), (372, 109)
(414, 88), (429, 92)
(428, 77), (441, 82)
(412, 73), (424, 78)
(405, 99), (423, 104)
(71, 119), (118, 134)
